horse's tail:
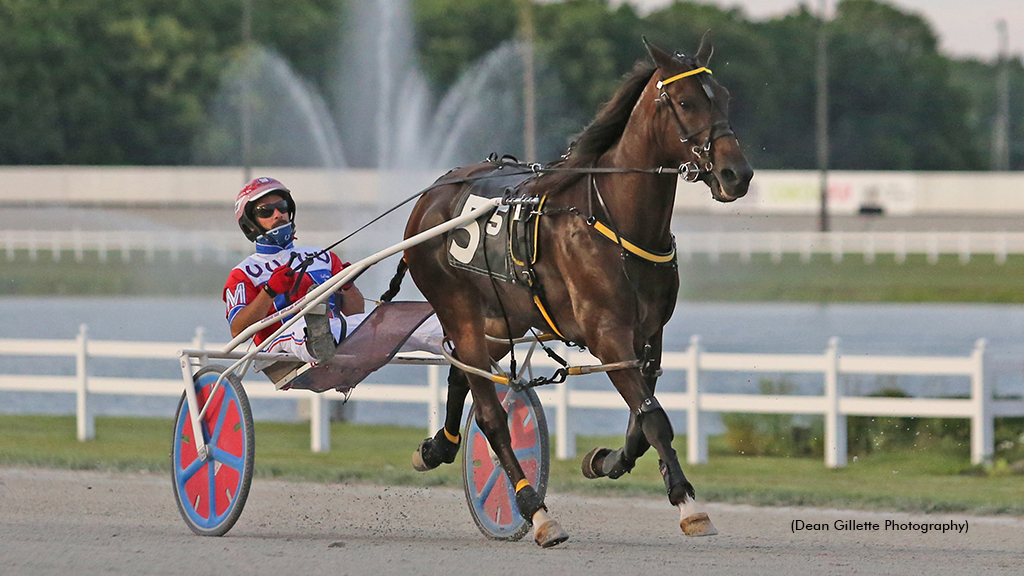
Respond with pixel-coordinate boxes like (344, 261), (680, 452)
(379, 258), (408, 303)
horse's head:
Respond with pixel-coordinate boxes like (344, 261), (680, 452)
(644, 35), (752, 202)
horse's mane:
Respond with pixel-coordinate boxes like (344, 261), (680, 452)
(537, 61), (657, 194)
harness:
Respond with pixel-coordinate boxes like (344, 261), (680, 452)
(654, 64), (735, 182)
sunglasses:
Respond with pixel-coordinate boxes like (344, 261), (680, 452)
(253, 200), (289, 219)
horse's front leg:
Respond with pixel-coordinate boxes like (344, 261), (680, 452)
(582, 329), (664, 480)
(587, 331), (717, 537)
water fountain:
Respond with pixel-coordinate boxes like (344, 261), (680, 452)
(198, 0), (573, 171)
(194, 0), (570, 293)
(195, 45), (346, 168)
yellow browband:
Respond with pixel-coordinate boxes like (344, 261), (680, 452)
(656, 66), (712, 88)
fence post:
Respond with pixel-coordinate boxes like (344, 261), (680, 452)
(428, 364), (441, 436)
(970, 338), (991, 465)
(51, 231), (61, 262)
(686, 335), (707, 464)
(556, 378), (574, 460)
(191, 326), (206, 349)
(996, 232), (1007, 265)
(824, 337), (846, 467)
(831, 233), (843, 263)
(800, 233), (812, 263)
(120, 232), (130, 262)
(310, 393), (330, 452)
(895, 233), (906, 264)
(28, 230), (37, 262)
(76, 324), (94, 441)
(98, 232), (107, 263)
(73, 230), (83, 262)
(958, 233), (971, 265)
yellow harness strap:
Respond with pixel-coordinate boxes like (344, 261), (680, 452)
(590, 221), (676, 264)
(515, 479), (530, 493)
(533, 295), (566, 339)
(657, 66), (712, 88)
(444, 428), (461, 444)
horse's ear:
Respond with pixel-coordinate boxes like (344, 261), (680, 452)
(643, 36), (675, 69)
(696, 30), (714, 65)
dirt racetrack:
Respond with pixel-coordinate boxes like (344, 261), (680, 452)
(1, 467), (1021, 576)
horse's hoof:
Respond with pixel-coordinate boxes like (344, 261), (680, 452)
(411, 439), (434, 472)
(532, 510), (569, 548)
(680, 512), (718, 537)
(581, 446), (612, 479)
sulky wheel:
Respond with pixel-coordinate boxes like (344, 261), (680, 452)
(462, 387), (550, 541)
(171, 365), (255, 537)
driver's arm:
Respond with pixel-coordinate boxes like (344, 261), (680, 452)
(339, 284), (365, 315)
(229, 290), (275, 338)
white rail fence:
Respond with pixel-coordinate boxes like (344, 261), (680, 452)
(676, 231), (1024, 264)
(1, 327), (1022, 468)
(8, 230), (1024, 265)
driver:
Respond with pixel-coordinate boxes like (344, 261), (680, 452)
(224, 176), (443, 364)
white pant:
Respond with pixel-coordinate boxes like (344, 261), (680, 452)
(263, 313), (444, 364)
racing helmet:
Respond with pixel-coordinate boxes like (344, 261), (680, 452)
(235, 177), (296, 242)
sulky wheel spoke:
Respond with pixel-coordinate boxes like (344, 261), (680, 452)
(208, 447), (245, 473)
(513, 447), (539, 462)
(209, 395), (231, 447)
(477, 465), (503, 502)
(208, 455), (218, 520)
(176, 456), (207, 484)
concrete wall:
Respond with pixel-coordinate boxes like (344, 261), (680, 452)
(2, 166), (1022, 214)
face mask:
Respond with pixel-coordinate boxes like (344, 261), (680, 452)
(261, 222), (295, 247)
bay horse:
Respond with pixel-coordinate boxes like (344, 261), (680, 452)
(397, 37), (752, 546)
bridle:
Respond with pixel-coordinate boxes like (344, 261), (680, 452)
(653, 63), (735, 182)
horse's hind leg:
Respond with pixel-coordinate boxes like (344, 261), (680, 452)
(413, 333), (515, 471)
(412, 361), (468, 471)
(445, 308), (568, 547)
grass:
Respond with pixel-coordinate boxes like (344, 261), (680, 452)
(7, 252), (1024, 302)
(677, 253), (1024, 302)
(2, 415), (1020, 516)
(0, 253), (228, 296)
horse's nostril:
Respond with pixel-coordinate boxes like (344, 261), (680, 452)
(720, 168), (738, 185)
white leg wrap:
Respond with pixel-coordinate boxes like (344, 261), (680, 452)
(678, 497), (702, 520)
(532, 508), (552, 527)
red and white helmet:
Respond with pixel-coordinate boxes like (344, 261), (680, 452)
(235, 177), (296, 241)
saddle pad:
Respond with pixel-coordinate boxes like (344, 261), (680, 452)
(282, 301), (437, 394)
(446, 166), (535, 282)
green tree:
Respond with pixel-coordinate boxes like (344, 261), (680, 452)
(412, 0), (517, 92)
(827, 0), (980, 169)
(646, 2), (784, 169)
(752, 7), (820, 169)
(533, 0), (645, 130)
(949, 57), (1024, 170)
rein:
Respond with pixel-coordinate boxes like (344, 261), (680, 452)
(287, 161), (690, 280)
